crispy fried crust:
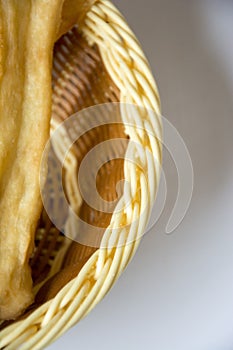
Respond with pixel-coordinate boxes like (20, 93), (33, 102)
(0, 0), (64, 320)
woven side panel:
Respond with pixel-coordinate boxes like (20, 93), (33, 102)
(32, 29), (127, 303)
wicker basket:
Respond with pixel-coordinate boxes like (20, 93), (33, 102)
(0, 0), (162, 348)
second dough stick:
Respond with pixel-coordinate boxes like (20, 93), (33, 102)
(0, 0), (64, 320)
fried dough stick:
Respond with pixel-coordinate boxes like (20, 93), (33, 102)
(0, 0), (64, 320)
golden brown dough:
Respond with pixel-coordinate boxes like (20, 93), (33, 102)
(58, 0), (96, 39)
(0, 0), (64, 320)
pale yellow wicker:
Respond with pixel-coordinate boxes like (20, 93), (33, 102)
(0, 0), (162, 348)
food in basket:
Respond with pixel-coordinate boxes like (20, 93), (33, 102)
(0, 0), (92, 321)
(0, 0), (162, 347)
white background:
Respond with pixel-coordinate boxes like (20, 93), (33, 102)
(49, 1), (233, 349)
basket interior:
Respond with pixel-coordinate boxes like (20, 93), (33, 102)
(1, 26), (128, 327)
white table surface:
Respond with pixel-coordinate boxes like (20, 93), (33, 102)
(48, 1), (233, 349)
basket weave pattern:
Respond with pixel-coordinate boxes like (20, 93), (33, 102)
(0, 1), (162, 349)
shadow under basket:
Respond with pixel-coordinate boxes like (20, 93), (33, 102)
(0, 1), (162, 349)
